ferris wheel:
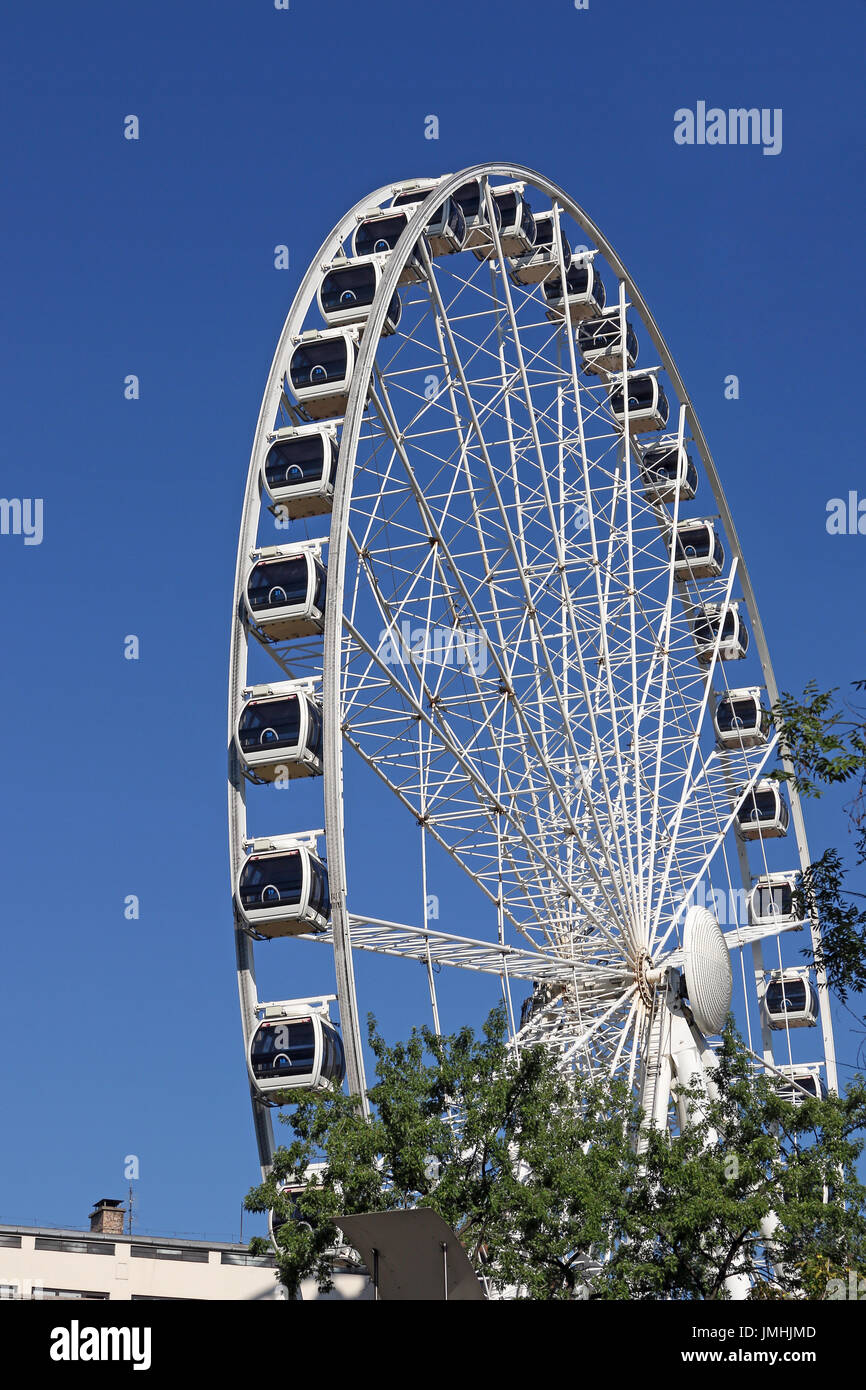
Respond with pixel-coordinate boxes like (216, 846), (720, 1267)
(227, 162), (837, 1177)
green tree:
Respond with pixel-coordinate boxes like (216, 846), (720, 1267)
(245, 1009), (866, 1300)
(772, 679), (866, 1001)
(608, 1029), (866, 1299)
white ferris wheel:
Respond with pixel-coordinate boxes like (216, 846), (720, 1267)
(227, 162), (837, 1179)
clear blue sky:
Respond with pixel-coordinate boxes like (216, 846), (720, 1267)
(0, 0), (863, 1241)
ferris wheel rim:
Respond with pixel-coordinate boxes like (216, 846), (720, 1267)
(229, 163), (838, 1178)
(228, 178), (401, 1166)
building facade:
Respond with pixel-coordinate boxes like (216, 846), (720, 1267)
(0, 1200), (370, 1301)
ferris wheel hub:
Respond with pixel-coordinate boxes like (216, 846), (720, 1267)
(634, 950), (662, 1009)
(682, 906), (734, 1035)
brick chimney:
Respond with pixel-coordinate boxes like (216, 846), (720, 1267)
(89, 1198), (125, 1235)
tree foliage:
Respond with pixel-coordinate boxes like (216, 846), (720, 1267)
(773, 680), (866, 817)
(772, 679), (866, 1001)
(245, 1009), (866, 1300)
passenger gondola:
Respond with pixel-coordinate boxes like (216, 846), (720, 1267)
(351, 210), (430, 284)
(269, 1195), (289, 1241)
(262, 423), (338, 519)
(638, 438), (698, 504)
(735, 779), (790, 840)
(608, 370), (669, 433)
(235, 681), (323, 781)
(245, 549), (326, 640)
(693, 602), (749, 663)
(288, 328), (361, 420)
(269, 1163), (328, 1241)
(576, 310), (638, 375)
(776, 1066), (827, 1103)
(508, 210), (571, 285)
(671, 519), (725, 580)
(714, 687), (770, 748)
(452, 178), (502, 255)
(235, 838), (330, 936)
(249, 1001), (345, 1095)
(482, 183), (536, 258)
(390, 184), (467, 256)
(544, 260), (606, 323)
(749, 872), (799, 926)
(317, 255), (401, 334)
(763, 971), (819, 1030)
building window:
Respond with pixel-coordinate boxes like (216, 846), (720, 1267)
(130, 1244), (209, 1264)
(131, 1294), (204, 1301)
(34, 1238), (114, 1257)
(38, 1288), (110, 1300)
(220, 1252), (276, 1267)
(0, 1235), (22, 1249)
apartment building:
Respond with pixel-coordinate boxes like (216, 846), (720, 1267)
(0, 1199), (371, 1301)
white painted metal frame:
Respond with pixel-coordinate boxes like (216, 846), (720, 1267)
(229, 164), (837, 1179)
